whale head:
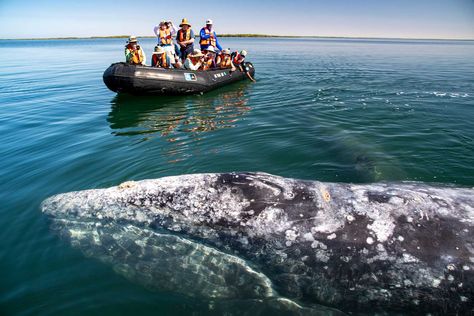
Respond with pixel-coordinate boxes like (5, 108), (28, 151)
(41, 173), (343, 315)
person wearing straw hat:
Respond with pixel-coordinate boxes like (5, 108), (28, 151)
(124, 36), (146, 66)
(199, 19), (222, 52)
(176, 18), (195, 61)
(184, 49), (204, 71)
(151, 46), (172, 69)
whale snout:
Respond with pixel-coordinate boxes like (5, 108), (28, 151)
(41, 190), (106, 222)
(41, 193), (72, 218)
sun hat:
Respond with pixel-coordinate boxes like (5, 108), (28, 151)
(190, 49), (204, 58)
(206, 19), (213, 25)
(204, 46), (216, 53)
(222, 49), (231, 55)
(240, 50), (247, 57)
(153, 46), (165, 54)
(179, 18), (191, 27)
(128, 36), (138, 43)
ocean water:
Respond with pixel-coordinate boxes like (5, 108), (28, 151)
(0, 37), (473, 315)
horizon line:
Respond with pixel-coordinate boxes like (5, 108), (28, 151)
(1, 34), (474, 41)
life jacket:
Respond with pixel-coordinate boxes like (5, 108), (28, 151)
(189, 58), (200, 67)
(201, 58), (214, 71)
(178, 29), (192, 42)
(200, 28), (216, 47)
(219, 56), (232, 69)
(159, 28), (172, 45)
(152, 52), (169, 68)
(232, 52), (245, 65)
(126, 44), (144, 64)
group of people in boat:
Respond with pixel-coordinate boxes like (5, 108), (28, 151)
(124, 18), (255, 82)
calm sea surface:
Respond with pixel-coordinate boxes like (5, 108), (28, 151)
(1, 38), (473, 315)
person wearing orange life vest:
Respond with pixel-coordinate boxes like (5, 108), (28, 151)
(154, 21), (178, 66)
(231, 50), (256, 82)
(199, 19), (223, 51)
(216, 49), (233, 70)
(184, 49), (205, 71)
(201, 46), (217, 70)
(157, 21), (173, 46)
(124, 36), (146, 66)
(151, 46), (172, 68)
(154, 20), (177, 44)
(176, 18), (195, 61)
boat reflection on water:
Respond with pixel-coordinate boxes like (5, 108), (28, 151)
(107, 82), (252, 163)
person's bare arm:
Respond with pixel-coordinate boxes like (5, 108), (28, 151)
(246, 71), (256, 82)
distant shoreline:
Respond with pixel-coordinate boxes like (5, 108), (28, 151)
(1, 34), (473, 41)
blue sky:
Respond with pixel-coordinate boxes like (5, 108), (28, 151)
(1, 0), (473, 39)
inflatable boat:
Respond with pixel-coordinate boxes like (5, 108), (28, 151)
(103, 62), (255, 95)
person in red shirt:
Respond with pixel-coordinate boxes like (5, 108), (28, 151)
(231, 50), (255, 82)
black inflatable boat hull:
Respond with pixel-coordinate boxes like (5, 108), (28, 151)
(103, 62), (255, 95)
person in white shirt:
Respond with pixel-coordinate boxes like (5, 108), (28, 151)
(153, 20), (178, 41)
(153, 20), (178, 65)
(184, 49), (204, 71)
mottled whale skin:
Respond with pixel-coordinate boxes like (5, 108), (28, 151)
(42, 172), (474, 315)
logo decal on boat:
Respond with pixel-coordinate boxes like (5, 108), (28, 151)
(184, 73), (197, 81)
(213, 72), (227, 79)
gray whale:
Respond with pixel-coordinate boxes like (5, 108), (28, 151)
(41, 172), (474, 315)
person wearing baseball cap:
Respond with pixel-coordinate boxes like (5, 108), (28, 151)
(199, 18), (223, 52)
(231, 49), (255, 82)
(124, 36), (146, 66)
(216, 48), (233, 70)
(201, 45), (217, 70)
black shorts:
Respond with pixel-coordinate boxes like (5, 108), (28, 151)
(181, 45), (194, 58)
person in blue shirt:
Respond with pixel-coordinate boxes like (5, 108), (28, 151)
(199, 19), (223, 52)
